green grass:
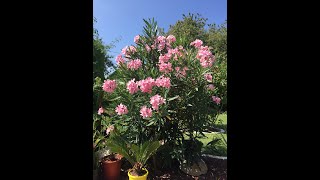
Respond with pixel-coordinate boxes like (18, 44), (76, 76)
(216, 113), (227, 125)
(198, 132), (227, 156)
(214, 112), (227, 131)
(201, 112), (227, 156)
(198, 133), (227, 146)
(182, 113), (228, 156)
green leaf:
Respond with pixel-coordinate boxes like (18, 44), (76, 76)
(140, 141), (161, 165)
(167, 110), (176, 113)
(167, 95), (179, 101)
(146, 121), (155, 126)
(107, 96), (121, 102)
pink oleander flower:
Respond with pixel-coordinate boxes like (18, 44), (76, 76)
(140, 106), (152, 118)
(98, 107), (104, 115)
(204, 73), (213, 81)
(115, 103), (128, 115)
(207, 84), (215, 90)
(175, 66), (188, 78)
(106, 125), (114, 135)
(190, 39), (203, 48)
(138, 77), (155, 93)
(166, 35), (176, 44)
(159, 54), (171, 63)
(150, 94), (166, 110)
(155, 76), (171, 88)
(157, 36), (166, 50)
(102, 80), (117, 93)
(129, 46), (137, 53)
(212, 96), (221, 105)
(121, 46), (137, 56)
(151, 44), (156, 49)
(126, 78), (139, 94)
(159, 62), (172, 74)
(145, 44), (151, 52)
(196, 48), (215, 67)
(168, 47), (183, 60)
(127, 59), (142, 70)
(121, 46), (128, 55)
(168, 48), (179, 55)
(196, 46), (215, 68)
(134, 35), (140, 43)
(157, 36), (166, 43)
(115, 54), (125, 65)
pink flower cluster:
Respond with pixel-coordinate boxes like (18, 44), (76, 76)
(159, 62), (172, 74)
(106, 125), (114, 135)
(207, 84), (215, 90)
(98, 107), (104, 115)
(150, 94), (166, 110)
(190, 39), (203, 48)
(140, 106), (152, 118)
(102, 80), (117, 93)
(155, 76), (171, 88)
(121, 46), (137, 56)
(196, 46), (215, 68)
(131, 76), (171, 94)
(167, 46), (184, 60)
(159, 54), (171, 63)
(137, 77), (155, 93)
(115, 103), (128, 115)
(175, 66), (189, 78)
(212, 96), (221, 105)
(127, 59), (142, 70)
(115, 54), (125, 65)
(126, 79), (139, 94)
(156, 36), (167, 50)
(154, 35), (176, 51)
(204, 73), (213, 82)
(166, 35), (176, 44)
(134, 35), (140, 43)
(145, 44), (151, 52)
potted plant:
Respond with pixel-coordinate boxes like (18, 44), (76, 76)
(95, 124), (123, 180)
(106, 130), (162, 180)
(100, 153), (123, 180)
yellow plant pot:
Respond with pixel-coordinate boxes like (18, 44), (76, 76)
(127, 168), (149, 180)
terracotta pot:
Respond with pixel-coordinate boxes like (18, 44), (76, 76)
(101, 155), (122, 180)
(127, 168), (148, 180)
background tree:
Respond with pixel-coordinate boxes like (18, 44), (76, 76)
(93, 18), (115, 82)
(93, 18), (116, 111)
(167, 13), (208, 47)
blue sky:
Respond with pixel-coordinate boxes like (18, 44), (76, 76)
(93, 0), (227, 64)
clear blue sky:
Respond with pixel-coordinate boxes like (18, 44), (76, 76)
(93, 0), (227, 64)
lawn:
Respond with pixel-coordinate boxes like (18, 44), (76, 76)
(213, 112), (227, 132)
(199, 112), (227, 156)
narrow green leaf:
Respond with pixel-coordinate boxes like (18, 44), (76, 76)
(167, 95), (179, 101)
(146, 121), (155, 126)
(107, 96), (121, 102)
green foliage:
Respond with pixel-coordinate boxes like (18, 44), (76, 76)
(93, 18), (115, 81)
(207, 21), (227, 57)
(167, 13), (208, 47)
